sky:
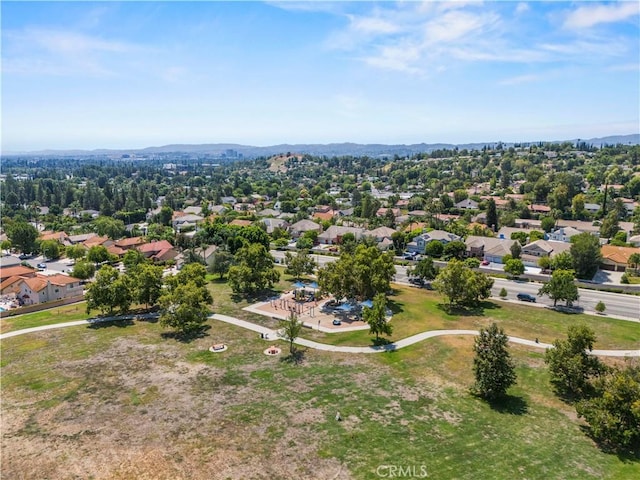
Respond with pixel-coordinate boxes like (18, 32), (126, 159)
(2, 1), (639, 151)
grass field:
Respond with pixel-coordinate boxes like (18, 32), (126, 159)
(1, 316), (638, 479)
(0, 302), (89, 334)
(2, 275), (639, 479)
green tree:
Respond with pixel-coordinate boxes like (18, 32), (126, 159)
(279, 312), (303, 355)
(93, 216), (125, 239)
(363, 293), (392, 341)
(472, 323), (517, 400)
(538, 255), (551, 270)
(85, 265), (133, 315)
(433, 259), (494, 309)
(545, 325), (606, 399)
(409, 256), (439, 281)
(570, 232), (602, 280)
(207, 250), (234, 279)
(40, 239), (62, 260)
(159, 280), (212, 336)
(228, 243), (280, 294)
(284, 250), (317, 280)
(509, 241), (522, 259)
(66, 244), (86, 263)
(628, 252), (640, 271)
(87, 245), (112, 265)
(486, 198), (498, 232)
(1, 239), (12, 254)
(133, 263), (164, 309)
(576, 364), (640, 453)
(425, 240), (444, 257)
(318, 244), (395, 301)
(538, 269), (579, 306)
(599, 212), (620, 239)
(510, 231), (528, 245)
(541, 216), (556, 233)
(504, 258), (525, 278)
(595, 301), (606, 314)
(443, 240), (466, 259)
(71, 260), (96, 280)
(550, 251), (574, 271)
(499, 287), (508, 298)
(123, 248), (147, 273)
(529, 230), (544, 242)
(6, 220), (39, 254)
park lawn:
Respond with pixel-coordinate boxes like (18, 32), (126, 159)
(303, 285), (640, 350)
(0, 302), (89, 334)
(1, 318), (638, 479)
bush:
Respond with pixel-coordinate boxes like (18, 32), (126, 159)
(621, 273), (630, 284)
(499, 287), (508, 298)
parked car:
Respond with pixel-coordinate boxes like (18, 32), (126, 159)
(332, 319), (342, 326)
(481, 260), (490, 266)
(517, 293), (536, 303)
(37, 263), (47, 269)
(409, 277), (425, 286)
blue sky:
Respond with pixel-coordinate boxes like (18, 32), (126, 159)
(2, 1), (639, 151)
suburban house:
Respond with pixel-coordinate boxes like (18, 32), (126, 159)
(172, 213), (204, 231)
(629, 235), (640, 247)
(376, 208), (401, 218)
(39, 230), (70, 245)
(137, 240), (179, 262)
(584, 203), (601, 214)
(364, 226), (397, 250)
(528, 204), (551, 214)
(0, 265), (37, 283)
(313, 208), (338, 222)
(548, 227), (582, 243)
(455, 199), (479, 210)
(521, 240), (572, 266)
(83, 235), (111, 249)
(114, 236), (146, 250)
(259, 218), (289, 235)
(407, 230), (461, 254)
(220, 196), (237, 205)
(289, 220), (322, 239)
(465, 236), (515, 264)
(183, 206), (202, 215)
(600, 245), (640, 272)
(192, 245), (218, 265)
(366, 226), (397, 243)
(317, 226), (365, 245)
(229, 219), (253, 228)
(0, 273), (83, 306)
(257, 208), (281, 218)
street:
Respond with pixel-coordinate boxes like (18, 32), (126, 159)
(272, 250), (640, 322)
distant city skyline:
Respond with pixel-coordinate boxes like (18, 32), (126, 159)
(2, 1), (639, 151)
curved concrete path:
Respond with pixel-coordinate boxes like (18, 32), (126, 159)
(212, 314), (640, 358)
(1, 313), (638, 358)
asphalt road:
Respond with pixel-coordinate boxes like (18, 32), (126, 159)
(272, 251), (640, 322)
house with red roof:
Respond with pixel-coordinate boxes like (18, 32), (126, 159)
(137, 240), (178, 262)
(0, 273), (83, 306)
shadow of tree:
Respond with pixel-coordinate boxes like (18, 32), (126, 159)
(386, 299), (404, 315)
(436, 300), (503, 317)
(371, 337), (393, 347)
(578, 425), (640, 460)
(486, 394), (529, 415)
(280, 347), (307, 365)
(87, 318), (134, 329)
(161, 325), (211, 343)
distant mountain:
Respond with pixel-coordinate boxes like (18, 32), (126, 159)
(5, 134), (638, 158)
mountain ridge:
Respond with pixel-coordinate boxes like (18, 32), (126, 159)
(4, 134), (638, 157)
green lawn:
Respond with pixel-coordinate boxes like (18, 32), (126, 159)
(302, 285), (640, 350)
(0, 301), (89, 334)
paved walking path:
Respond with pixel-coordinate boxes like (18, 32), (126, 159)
(1, 312), (637, 358)
(212, 314), (640, 357)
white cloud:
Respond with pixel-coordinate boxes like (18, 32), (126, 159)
(423, 10), (499, 44)
(563, 2), (639, 29)
(363, 43), (422, 74)
(498, 74), (541, 86)
(349, 15), (400, 35)
(2, 27), (148, 77)
(515, 3), (529, 15)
